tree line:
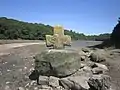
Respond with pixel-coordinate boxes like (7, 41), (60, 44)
(0, 17), (110, 40)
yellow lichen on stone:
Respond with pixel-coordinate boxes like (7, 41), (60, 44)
(54, 25), (64, 36)
(45, 25), (71, 49)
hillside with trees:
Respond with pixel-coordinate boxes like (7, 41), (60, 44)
(0, 17), (110, 40)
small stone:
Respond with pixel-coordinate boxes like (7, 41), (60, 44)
(24, 67), (27, 70)
(26, 88), (29, 90)
(12, 64), (15, 67)
(82, 48), (90, 53)
(49, 76), (59, 87)
(7, 69), (11, 72)
(4, 62), (8, 64)
(30, 81), (37, 86)
(41, 85), (52, 89)
(68, 76), (90, 90)
(18, 87), (25, 90)
(89, 51), (106, 62)
(59, 78), (74, 89)
(81, 56), (86, 61)
(0, 71), (2, 75)
(88, 74), (111, 90)
(25, 83), (30, 88)
(80, 63), (86, 68)
(34, 87), (38, 90)
(95, 63), (108, 71)
(29, 67), (34, 72)
(5, 85), (11, 90)
(6, 81), (10, 84)
(82, 66), (91, 72)
(19, 69), (22, 72)
(24, 75), (29, 79)
(39, 76), (49, 85)
(92, 67), (104, 74)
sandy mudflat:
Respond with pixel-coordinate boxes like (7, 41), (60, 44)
(0, 41), (119, 90)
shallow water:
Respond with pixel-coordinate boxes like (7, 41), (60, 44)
(66, 40), (102, 50)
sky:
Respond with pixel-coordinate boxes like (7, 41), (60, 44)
(0, 0), (120, 35)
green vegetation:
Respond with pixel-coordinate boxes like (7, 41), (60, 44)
(0, 17), (110, 40)
(90, 17), (120, 49)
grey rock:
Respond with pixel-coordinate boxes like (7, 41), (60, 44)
(68, 76), (90, 90)
(59, 76), (90, 90)
(92, 67), (104, 74)
(34, 49), (81, 77)
(89, 52), (106, 62)
(86, 61), (97, 68)
(18, 87), (25, 90)
(95, 63), (108, 71)
(92, 63), (108, 74)
(81, 56), (86, 61)
(88, 74), (111, 90)
(79, 50), (86, 56)
(82, 48), (90, 53)
(30, 81), (37, 86)
(5, 85), (11, 90)
(49, 76), (59, 87)
(59, 78), (74, 90)
(72, 68), (93, 78)
(82, 66), (92, 72)
(40, 85), (52, 90)
(39, 76), (49, 85)
(59, 69), (92, 90)
(34, 87), (38, 90)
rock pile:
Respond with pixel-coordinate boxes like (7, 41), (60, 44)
(28, 48), (112, 90)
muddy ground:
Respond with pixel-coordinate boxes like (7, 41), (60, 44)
(0, 44), (46, 90)
(0, 41), (120, 90)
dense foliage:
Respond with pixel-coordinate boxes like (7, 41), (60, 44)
(0, 17), (110, 40)
(111, 18), (120, 48)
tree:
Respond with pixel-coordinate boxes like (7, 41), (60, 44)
(111, 17), (120, 48)
(0, 17), (111, 41)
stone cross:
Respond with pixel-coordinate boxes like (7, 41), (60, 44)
(45, 25), (71, 49)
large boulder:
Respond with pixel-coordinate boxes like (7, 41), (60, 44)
(34, 49), (81, 77)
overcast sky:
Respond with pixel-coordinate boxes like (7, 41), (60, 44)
(0, 0), (120, 35)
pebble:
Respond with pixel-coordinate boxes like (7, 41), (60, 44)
(34, 87), (38, 90)
(24, 67), (27, 70)
(25, 83), (30, 88)
(6, 81), (10, 84)
(4, 62), (8, 64)
(7, 69), (11, 72)
(12, 64), (15, 67)
(19, 69), (22, 72)
(18, 87), (25, 90)
(5, 85), (11, 90)
(29, 67), (34, 72)
(30, 81), (37, 86)
(0, 71), (2, 75)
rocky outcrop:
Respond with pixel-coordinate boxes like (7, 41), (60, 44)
(27, 48), (113, 90)
(28, 60), (111, 90)
(88, 75), (111, 90)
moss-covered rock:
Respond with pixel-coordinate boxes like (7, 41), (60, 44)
(34, 49), (81, 77)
